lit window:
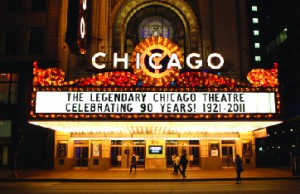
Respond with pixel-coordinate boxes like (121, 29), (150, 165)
(255, 56), (261, 61)
(253, 30), (259, 36)
(252, 6), (258, 11)
(138, 16), (174, 40)
(279, 29), (287, 42)
(254, 43), (260, 48)
(252, 18), (259, 24)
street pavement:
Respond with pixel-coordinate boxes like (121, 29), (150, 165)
(1, 167), (299, 182)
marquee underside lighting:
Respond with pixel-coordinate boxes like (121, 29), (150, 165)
(28, 121), (281, 135)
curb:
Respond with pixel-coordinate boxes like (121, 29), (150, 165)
(1, 176), (300, 182)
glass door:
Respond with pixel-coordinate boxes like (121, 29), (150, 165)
(74, 147), (89, 168)
(111, 146), (122, 167)
(166, 146), (178, 167)
(189, 146), (200, 167)
(222, 145), (235, 167)
(132, 146), (145, 167)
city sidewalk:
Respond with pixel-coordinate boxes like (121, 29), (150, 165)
(1, 167), (299, 182)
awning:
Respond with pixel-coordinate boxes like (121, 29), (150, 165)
(28, 120), (282, 134)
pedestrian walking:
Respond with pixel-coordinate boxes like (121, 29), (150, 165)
(130, 153), (137, 174)
(174, 154), (181, 174)
(235, 154), (244, 184)
(179, 149), (188, 178)
(171, 153), (176, 174)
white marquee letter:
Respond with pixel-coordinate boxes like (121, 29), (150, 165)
(208, 53), (224, 69)
(80, 17), (86, 39)
(167, 54), (182, 69)
(149, 53), (162, 69)
(92, 52), (106, 69)
(186, 53), (202, 69)
(113, 53), (128, 69)
(136, 53), (140, 69)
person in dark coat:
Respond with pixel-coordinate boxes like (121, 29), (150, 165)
(130, 153), (137, 174)
(179, 149), (188, 178)
(235, 154), (244, 184)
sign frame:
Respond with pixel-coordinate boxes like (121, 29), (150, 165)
(29, 86), (280, 121)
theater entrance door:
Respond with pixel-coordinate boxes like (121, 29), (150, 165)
(74, 147), (89, 168)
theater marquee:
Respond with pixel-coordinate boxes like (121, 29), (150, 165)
(29, 36), (281, 121)
(30, 86), (280, 121)
(35, 91), (276, 114)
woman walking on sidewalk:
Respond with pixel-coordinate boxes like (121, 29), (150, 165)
(174, 154), (181, 174)
(235, 154), (244, 184)
(171, 153), (176, 174)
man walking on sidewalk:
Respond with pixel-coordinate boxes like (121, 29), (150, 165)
(180, 149), (188, 178)
(235, 154), (244, 184)
(130, 153), (137, 174)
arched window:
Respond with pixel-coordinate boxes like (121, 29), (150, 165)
(138, 16), (174, 41)
(125, 5), (185, 55)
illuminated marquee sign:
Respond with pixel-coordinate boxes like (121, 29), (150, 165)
(92, 37), (224, 86)
(66, 0), (87, 54)
(78, 0), (87, 54)
(92, 52), (224, 70)
(35, 91), (276, 114)
(31, 35), (280, 120)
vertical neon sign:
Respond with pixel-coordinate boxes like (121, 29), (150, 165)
(78, 0), (87, 54)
